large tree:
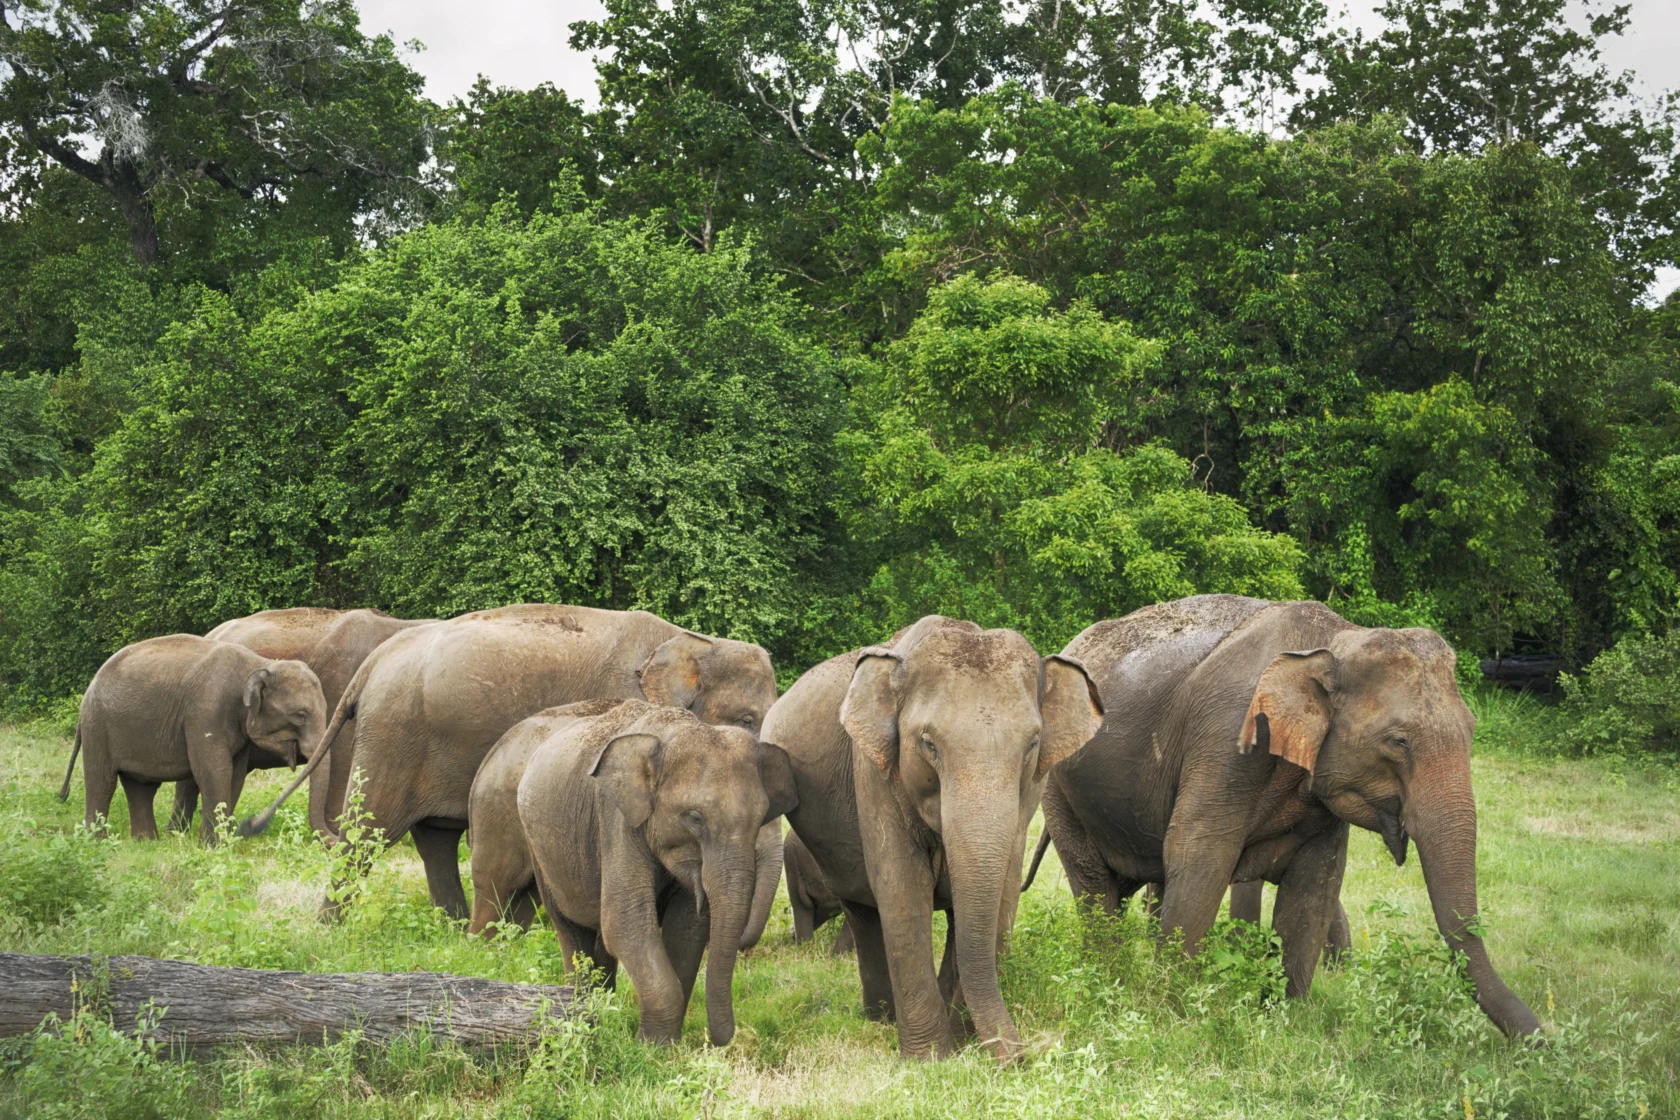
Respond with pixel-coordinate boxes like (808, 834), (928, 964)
(0, 0), (432, 267)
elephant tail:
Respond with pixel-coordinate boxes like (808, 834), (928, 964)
(58, 724), (82, 802)
(237, 654), (370, 838)
(1020, 827), (1054, 893)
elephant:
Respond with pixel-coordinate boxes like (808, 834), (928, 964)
(189, 607), (426, 836)
(467, 696), (782, 952)
(241, 604), (781, 924)
(784, 828), (853, 954)
(60, 635), (328, 843)
(1037, 595), (1540, 1037)
(763, 616), (1105, 1062)
(495, 698), (796, 1045)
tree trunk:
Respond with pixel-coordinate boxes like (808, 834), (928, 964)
(0, 954), (576, 1053)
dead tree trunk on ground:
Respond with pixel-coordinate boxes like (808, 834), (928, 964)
(0, 953), (576, 1053)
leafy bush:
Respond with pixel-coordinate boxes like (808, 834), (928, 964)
(0, 826), (107, 926)
(1559, 626), (1680, 756)
(15, 1002), (199, 1120)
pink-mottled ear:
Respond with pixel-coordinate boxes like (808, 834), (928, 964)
(1239, 649), (1336, 776)
(638, 632), (713, 710)
(1038, 655), (1104, 776)
(839, 647), (902, 775)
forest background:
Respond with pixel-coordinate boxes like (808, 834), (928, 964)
(3, 0), (1679, 756)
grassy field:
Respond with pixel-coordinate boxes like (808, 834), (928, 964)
(2, 691), (1677, 1119)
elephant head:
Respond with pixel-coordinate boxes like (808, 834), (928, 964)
(840, 618), (1103, 1060)
(242, 660), (329, 769)
(639, 632), (780, 734)
(591, 718), (797, 1045)
(1239, 625), (1540, 1037)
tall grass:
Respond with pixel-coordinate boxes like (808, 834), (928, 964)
(1, 696), (1675, 1119)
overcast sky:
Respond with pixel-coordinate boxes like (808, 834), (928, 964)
(354, 0), (1680, 297)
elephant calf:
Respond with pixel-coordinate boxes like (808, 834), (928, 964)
(473, 699), (796, 1046)
(62, 635), (328, 843)
(784, 828), (853, 954)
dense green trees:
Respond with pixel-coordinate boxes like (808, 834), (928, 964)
(2, 0), (1678, 749)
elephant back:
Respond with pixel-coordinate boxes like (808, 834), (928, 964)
(1062, 595), (1270, 698)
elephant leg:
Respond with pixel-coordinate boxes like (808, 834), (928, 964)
(790, 892), (815, 942)
(1140, 882), (1163, 919)
(842, 901), (895, 1023)
(467, 825), (536, 937)
(168, 778), (199, 833)
(1043, 777), (1121, 913)
(936, 908), (972, 1040)
(832, 917), (855, 956)
(590, 932), (620, 992)
(411, 819), (469, 920)
(1159, 825), (1244, 958)
(1229, 880), (1264, 924)
(81, 738), (117, 835)
(506, 886), (538, 932)
(1273, 821), (1349, 999)
(659, 888), (709, 1015)
(188, 740), (238, 846)
(1323, 900), (1352, 965)
(314, 713), (358, 839)
(872, 865), (952, 1059)
(119, 775), (161, 840)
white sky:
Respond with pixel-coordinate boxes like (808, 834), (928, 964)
(354, 0), (1680, 299)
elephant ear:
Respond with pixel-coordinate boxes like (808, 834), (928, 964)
(638, 632), (713, 710)
(589, 733), (664, 829)
(1037, 655), (1105, 776)
(839, 647), (903, 776)
(1239, 650), (1336, 777)
(243, 667), (272, 711)
(756, 742), (799, 825)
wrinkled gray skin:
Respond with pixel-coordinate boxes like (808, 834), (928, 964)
(765, 616), (1105, 1062)
(510, 699), (798, 1045)
(468, 697), (785, 954)
(189, 608), (426, 836)
(1041, 595), (1539, 1037)
(243, 605), (780, 924)
(62, 635), (328, 843)
(784, 828), (853, 954)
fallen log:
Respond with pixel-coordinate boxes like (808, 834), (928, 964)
(0, 953), (575, 1053)
(1480, 654), (1570, 693)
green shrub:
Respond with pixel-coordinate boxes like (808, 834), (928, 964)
(15, 1003), (200, 1120)
(1558, 626), (1680, 756)
(0, 826), (107, 926)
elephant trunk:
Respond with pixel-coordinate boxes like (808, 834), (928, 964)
(701, 853), (756, 1046)
(1406, 754), (1541, 1038)
(739, 821), (782, 950)
(943, 786), (1025, 1063)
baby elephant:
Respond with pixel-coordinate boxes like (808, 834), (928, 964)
(468, 699), (796, 1046)
(784, 829), (853, 954)
(62, 635), (328, 842)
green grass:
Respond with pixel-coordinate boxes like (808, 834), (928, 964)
(2, 689), (1676, 1118)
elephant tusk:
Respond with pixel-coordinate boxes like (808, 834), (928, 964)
(693, 867), (706, 916)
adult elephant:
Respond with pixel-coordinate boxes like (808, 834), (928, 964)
(242, 604), (780, 923)
(195, 607), (427, 836)
(1038, 595), (1539, 1037)
(765, 616), (1104, 1062)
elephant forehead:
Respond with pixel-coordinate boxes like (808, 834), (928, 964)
(911, 628), (1037, 676)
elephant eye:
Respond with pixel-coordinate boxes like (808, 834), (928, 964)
(292, 710), (308, 721)
(735, 714), (756, 730)
(681, 809), (706, 834)
(919, 733), (939, 763)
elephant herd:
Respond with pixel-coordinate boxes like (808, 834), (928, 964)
(59, 595), (1541, 1060)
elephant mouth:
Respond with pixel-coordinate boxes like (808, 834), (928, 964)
(1377, 806), (1409, 866)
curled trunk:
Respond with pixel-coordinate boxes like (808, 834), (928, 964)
(740, 822), (782, 950)
(1407, 759), (1541, 1038)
